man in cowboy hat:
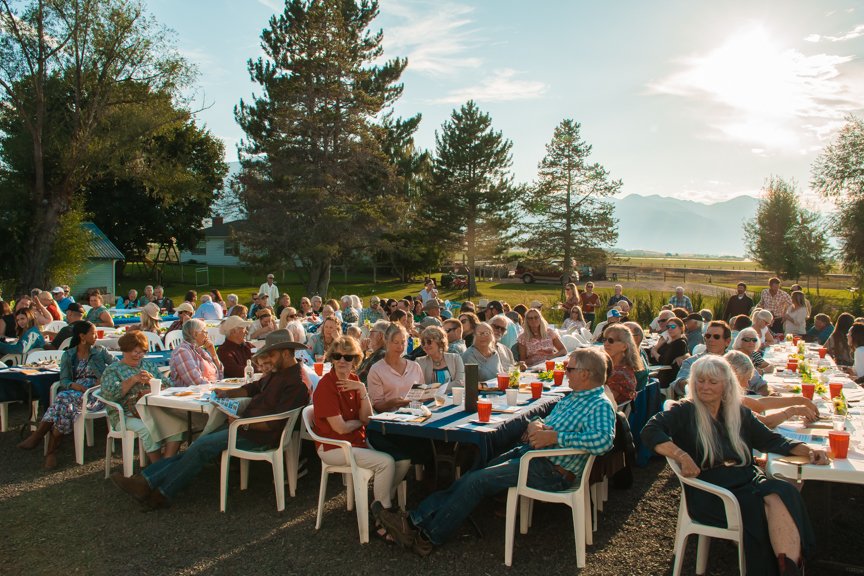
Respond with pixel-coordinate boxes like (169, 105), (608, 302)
(111, 329), (309, 511)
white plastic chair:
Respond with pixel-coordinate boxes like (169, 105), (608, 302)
(666, 457), (746, 576)
(57, 337), (72, 350)
(26, 350), (63, 364)
(207, 326), (225, 346)
(302, 405), (406, 544)
(504, 449), (596, 568)
(43, 382), (106, 464)
(579, 327), (594, 343)
(144, 331), (166, 352)
(560, 334), (583, 352)
(93, 389), (147, 478)
(219, 407), (302, 512)
(44, 320), (67, 333)
(164, 330), (184, 350)
(1, 353), (23, 366)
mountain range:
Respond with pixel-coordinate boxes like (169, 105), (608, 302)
(610, 194), (758, 256)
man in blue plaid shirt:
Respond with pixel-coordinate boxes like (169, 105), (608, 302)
(374, 347), (616, 555)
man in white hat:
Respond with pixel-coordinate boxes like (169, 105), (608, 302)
(51, 286), (75, 312)
(111, 329), (309, 511)
(217, 316), (254, 378)
(592, 308), (623, 341)
(258, 273), (279, 304)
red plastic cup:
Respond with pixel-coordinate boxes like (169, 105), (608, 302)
(97, 329), (105, 339)
(801, 383), (815, 400)
(553, 370), (565, 386)
(829, 430), (850, 459)
(786, 361), (798, 372)
(496, 374), (509, 391)
(530, 381), (543, 399)
(313, 362), (324, 376)
(545, 360), (556, 371)
(477, 400), (492, 423)
(818, 347), (827, 359)
(830, 382), (844, 399)
(792, 336), (801, 346)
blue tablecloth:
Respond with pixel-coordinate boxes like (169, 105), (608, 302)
(0, 369), (59, 411)
(628, 380), (661, 467)
(113, 314), (178, 326)
(367, 393), (561, 467)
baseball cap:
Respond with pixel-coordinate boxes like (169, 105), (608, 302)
(607, 309), (621, 319)
(51, 286), (64, 294)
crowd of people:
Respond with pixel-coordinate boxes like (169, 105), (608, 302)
(4, 274), (864, 575)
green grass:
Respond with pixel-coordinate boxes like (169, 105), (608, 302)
(611, 257), (762, 270)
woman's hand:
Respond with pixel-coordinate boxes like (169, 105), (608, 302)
(785, 405), (819, 422)
(677, 452), (701, 477)
(137, 370), (153, 383)
(336, 379), (364, 393)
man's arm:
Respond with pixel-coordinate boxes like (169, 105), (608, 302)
(541, 400), (615, 455)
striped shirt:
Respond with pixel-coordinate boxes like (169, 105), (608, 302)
(541, 385), (616, 479)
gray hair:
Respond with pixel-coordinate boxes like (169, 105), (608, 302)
(733, 327), (761, 352)
(370, 320), (391, 334)
(284, 320), (307, 344)
(350, 295), (362, 310)
(200, 294), (212, 303)
(227, 293), (238, 304)
(724, 350), (754, 385)
(687, 356), (750, 468)
(144, 285), (153, 292)
(568, 347), (609, 388)
(182, 319), (206, 342)
(751, 308), (773, 324)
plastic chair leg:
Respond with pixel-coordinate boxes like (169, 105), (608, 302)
(219, 452), (230, 512)
(138, 437), (147, 469)
(572, 498), (586, 569)
(74, 418), (85, 465)
(121, 435), (135, 477)
(695, 535), (711, 575)
(240, 460), (250, 490)
(519, 496), (531, 534)
(584, 488), (593, 546)
(85, 418), (95, 447)
(315, 469), (329, 530)
(672, 532), (688, 576)
(0, 402), (8, 432)
(353, 476), (370, 544)
(272, 454), (285, 512)
(504, 487), (518, 566)
(104, 438), (113, 479)
(345, 474), (355, 512)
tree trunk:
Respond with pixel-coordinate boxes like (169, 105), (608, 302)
(306, 258), (332, 298)
(19, 201), (62, 292)
(467, 218), (477, 297)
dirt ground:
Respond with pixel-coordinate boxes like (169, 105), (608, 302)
(1, 404), (862, 576)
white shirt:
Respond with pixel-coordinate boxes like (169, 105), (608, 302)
(258, 282), (279, 302)
(854, 346), (864, 379)
(419, 287), (438, 304)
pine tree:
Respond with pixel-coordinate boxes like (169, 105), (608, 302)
(235, 0), (410, 296)
(430, 101), (518, 296)
(521, 119), (620, 281)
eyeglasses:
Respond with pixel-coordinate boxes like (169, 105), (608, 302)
(287, 314), (297, 319)
(705, 333), (725, 340)
(666, 324), (680, 330)
(422, 338), (438, 346)
(603, 337), (617, 344)
(460, 318), (469, 324)
(740, 337), (758, 343)
(330, 353), (357, 362)
(179, 311), (191, 316)
(658, 319), (668, 324)
(445, 327), (458, 333)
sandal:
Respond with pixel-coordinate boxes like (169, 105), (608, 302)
(371, 501), (418, 549)
(374, 519), (397, 544)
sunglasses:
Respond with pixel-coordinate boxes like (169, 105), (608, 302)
(740, 337), (758, 343)
(422, 338), (438, 345)
(705, 333), (725, 340)
(330, 353), (357, 362)
(491, 325), (507, 332)
(445, 327), (458, 333)
(666, 324), (680, 330)
(603, 337), (618, 344)
(287, 314), (297, 318)
(179, 311), (192, 316)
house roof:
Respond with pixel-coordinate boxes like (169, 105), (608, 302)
(82, 222), (125, 260)
(202, 219), (244, 238)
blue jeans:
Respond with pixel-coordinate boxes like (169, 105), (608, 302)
(409, 444), (571, 545)
(141, 426), (261, 500)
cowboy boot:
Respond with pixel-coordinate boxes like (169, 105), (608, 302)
(17, 420), (52, 450)
(777, 553), (804, 576)
(44, 431), (62, 470)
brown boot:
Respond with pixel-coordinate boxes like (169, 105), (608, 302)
(43, 431), (62, 470)
(778, 553), (804, 576)
(17, 421), (52, 450)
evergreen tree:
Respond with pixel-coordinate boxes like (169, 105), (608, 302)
(234, 0), (410, 296)
(743, 176), (832, 279)
(430, 101), (518, 296)
(521, 119), (620, 280)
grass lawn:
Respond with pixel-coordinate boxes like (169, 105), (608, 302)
(613, 257), (763, 270)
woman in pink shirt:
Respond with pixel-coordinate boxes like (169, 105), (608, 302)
(169, 319), (223, 387)
(517, 309), (566, 367)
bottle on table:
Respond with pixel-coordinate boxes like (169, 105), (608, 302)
(244, 359), (255, 385)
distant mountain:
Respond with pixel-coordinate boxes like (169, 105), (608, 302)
(611, 194), (759, 257)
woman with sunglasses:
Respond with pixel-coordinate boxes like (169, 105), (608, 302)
(517, 309), (566, 367)
(602, 324), (644, 404)
(732, 327), (772, 395)
(561, 282), (581, 313)
(278, 306), (299, 330)
(461, 322), (519, 381)
(313, 336), (411, 537)
(751, 309), (777, 346)
(562, 306), (587, 334)
(458, 312), (480, 348)
(165, 302), (195, 335)
(649, 317), (688, 389)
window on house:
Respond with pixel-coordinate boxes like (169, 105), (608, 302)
(223, 240), (240, 256)
(191, 241), (206, 255)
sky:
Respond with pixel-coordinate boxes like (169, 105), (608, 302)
(144, 0), (864, 205)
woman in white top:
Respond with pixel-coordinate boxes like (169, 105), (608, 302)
(750, 309), (776, 345)
(367, 323), (423, 413)
(562, 306), (587, 333)
(517, 309), (566, 367)
(843, 323), (864, 382)
(782, 291), (808, 336)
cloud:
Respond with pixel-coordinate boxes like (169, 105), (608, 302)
(256, 0), (281, 11)
(648, 24), (864, 153)
(805, 23), (864, 42)
(432, 68), (547, 104)
(381, 1), (482, 75)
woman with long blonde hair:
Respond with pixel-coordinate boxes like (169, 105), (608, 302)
(643, 355), (828, 575)
(601, 324), (644, 404)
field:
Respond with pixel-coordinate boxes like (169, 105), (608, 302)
(611, 256), (763, 271)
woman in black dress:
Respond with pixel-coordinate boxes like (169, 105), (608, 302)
(648, 317), (688, 388)
(642, 355), (829, 575)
